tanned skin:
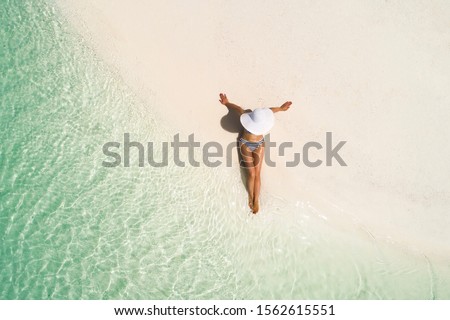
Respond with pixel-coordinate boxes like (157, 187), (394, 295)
(219, 93), (292, 213)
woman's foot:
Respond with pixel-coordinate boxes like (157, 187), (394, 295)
(252, 198), (259, 214)
(248, 195), (254, 211)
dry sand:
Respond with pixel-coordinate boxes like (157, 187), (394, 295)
(57, 0), (450, 258)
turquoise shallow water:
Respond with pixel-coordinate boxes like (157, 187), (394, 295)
(1, 0), (450, 299)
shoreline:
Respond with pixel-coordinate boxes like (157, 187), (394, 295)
(55, 0), (450, 260)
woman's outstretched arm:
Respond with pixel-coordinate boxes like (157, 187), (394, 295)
(219, 93), (245, 115)
(271, 101), (292, 113)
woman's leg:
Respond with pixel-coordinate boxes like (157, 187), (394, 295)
(252, 145), (265, 213)
(239, 143), (256, 210)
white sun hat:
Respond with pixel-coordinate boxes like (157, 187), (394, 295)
(240, 107), (275, 135)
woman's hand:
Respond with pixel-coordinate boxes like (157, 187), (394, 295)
(219, 93), (229, 105)
(271, 101), (292, 113)
(280, 101), (292, 111)
(219, 93), (245, 115)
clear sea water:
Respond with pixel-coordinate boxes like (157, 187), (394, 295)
(1, 0), (450, 299)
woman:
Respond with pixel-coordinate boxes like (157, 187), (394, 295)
(219, 93), (292, 213)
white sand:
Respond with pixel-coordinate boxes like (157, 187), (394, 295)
(57, 0), (450, 258)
